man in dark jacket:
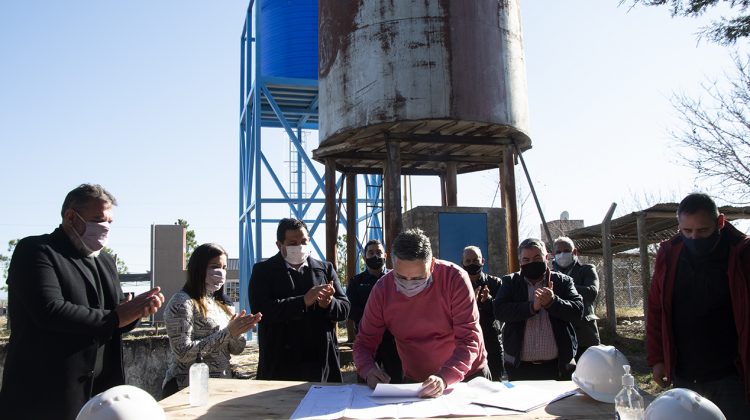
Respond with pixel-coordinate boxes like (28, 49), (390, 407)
(346, 239), (402, 383)
(461, 245), (505, 380)
(551, 236), (600, 360)
(0, 184), (164, 420)
(494, 238), (583, 381)
(647, 193), (750, 419)
(249, 218), (350, 382)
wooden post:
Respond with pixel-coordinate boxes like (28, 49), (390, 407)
(602, 202), (618, 337)
(439, 174), (447, 206)
(500, 147), (519, 272)
(446, 162), (458, 207)
(383, 138), (402, 268)
(325, 158), (337, 268)
(346, 173), (357, 282)
(636, 211), (651, 319)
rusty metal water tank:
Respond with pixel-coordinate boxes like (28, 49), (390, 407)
(314, 0), (531, 174)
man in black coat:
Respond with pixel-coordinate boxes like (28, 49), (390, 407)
(0, 184), (165, 420)
(249, 218), (350, 382)
(461, 245), (505, 380)
(346, 239), (401, 383)
(551, 236), (601, 359)
(494, 238), (583, 381)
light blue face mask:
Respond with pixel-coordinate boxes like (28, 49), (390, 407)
(555, 252), (574, 268)
(394, 274), (432, 297)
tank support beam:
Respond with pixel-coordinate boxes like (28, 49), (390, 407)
(325, 158), (338, 267)
(346, 174), (358, 281)
(501, 147), (519, 272)
(383, 137), (402, 266)
(445, 162), (458, 206)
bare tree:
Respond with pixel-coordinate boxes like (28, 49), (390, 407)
(670, 55), (750, 204)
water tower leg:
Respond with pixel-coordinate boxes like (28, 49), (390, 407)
(325, 158), (338, 267)
(445, 162), (458, 207)
(346, 173), (357, 280)
(383, 138), (402, 266)
(500, 146), (519, 272)
(439, 174), (447, 206)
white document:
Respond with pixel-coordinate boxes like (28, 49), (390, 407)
(371, 382), (424, 397)
(472, 381), (579, 412)
(290, 385), (353, 420)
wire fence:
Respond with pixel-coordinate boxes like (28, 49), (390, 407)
(579, 254), (653, 318)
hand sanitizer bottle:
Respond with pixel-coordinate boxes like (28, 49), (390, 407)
(189, 353), (209, 406)
(614, 365), (644, 420)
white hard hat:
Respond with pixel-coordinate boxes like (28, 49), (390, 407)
(76, 385), (165, 420)
(644, 388), (726, 420)
(571, 345), (630, 403)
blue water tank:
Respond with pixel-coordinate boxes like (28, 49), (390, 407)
(259, 0), (318, 79)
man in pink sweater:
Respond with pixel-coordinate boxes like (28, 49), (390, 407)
(353, 228), (488, 398)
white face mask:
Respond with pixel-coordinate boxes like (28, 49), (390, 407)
(284, 244), (309, 266)
(205, 268), (226, 294)
(555, 252), (575, 268)
(74, 211), (110, 252)
(394, 275), (432, 297)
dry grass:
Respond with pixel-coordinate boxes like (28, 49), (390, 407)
(599, 316), (661, 398)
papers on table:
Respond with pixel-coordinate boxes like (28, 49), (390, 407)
(370, 383), (424, 402)
(290, 385), (352, 420)
(472, 380), (580, 412)
(290, 379), (581, 419)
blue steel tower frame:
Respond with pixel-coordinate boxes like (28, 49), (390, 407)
(239, 1), (383, 313)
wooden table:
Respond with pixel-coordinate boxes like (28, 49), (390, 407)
(160, 378), (615, 419)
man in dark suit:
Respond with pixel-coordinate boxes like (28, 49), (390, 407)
(0, 184), (165, 420)
(461, 245), (505, 380)
(249, 218), (350, 382)
(346, 239), (402, 383)
(551, 236), (600, 360)
(494, 238), (583, 381)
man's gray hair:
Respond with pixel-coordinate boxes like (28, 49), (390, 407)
(61, 184), (117, 217)
(463, 245), (482, 259)
(553, 236), (575, 251)
(518, 238), (547, 259)
(392, 228), (432, 262)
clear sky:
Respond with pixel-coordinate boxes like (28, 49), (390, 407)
(1, 1), (748, 294)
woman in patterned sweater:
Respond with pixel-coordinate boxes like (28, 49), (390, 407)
(162, 243), (262, 398)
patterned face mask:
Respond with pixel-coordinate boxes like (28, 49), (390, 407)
(205, 268), (226, 294)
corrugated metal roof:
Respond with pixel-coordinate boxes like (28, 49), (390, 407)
(567, 203), (750, 255)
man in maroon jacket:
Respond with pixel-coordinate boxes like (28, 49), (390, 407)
(647, 193), (750, 419)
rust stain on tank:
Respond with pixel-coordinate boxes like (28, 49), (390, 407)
(319, 0), (362, 78)
(317, 0), (531, 170)
(376, 21), (398, 53)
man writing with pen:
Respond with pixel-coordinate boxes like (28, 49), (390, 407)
(353, 228), (489, 398)
(249, 218), (350, 382)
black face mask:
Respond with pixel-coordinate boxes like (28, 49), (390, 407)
(463, 263), (483, 275)
(682, 228), (721, 257)
(365, 256), (385, 270)
(520, 261), (547, 280)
